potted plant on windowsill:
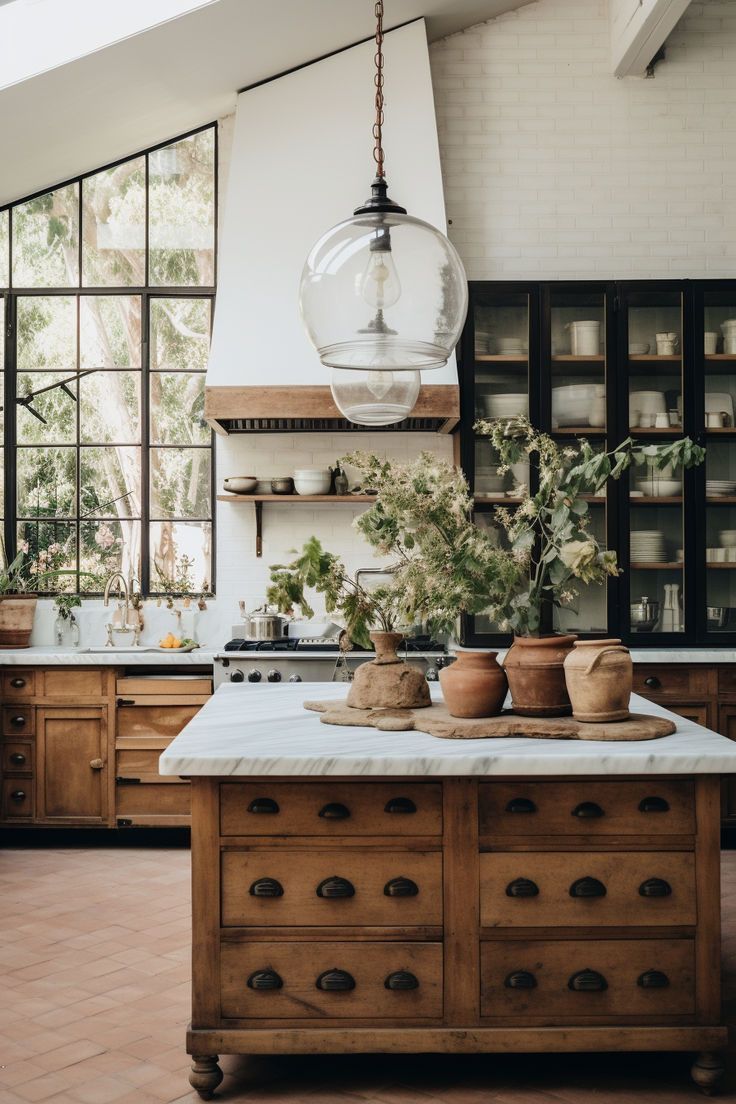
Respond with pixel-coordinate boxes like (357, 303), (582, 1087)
(473, 416), (705, 716)
(0, 540), (91, 649)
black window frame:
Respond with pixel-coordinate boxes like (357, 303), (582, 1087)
(0, 122), (217, 595)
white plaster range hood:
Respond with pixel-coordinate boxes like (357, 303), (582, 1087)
(205, 20), (460, 435)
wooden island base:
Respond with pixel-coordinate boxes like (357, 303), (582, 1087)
(186, 773), (729, 1096)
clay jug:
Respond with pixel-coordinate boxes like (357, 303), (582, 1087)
(502, 634), (577, 717)
(564, 638), (632, 722)
(439, 651), (508, 718)
(346, 631), (431, 710)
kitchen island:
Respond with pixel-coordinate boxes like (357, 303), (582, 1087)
(160, 683), (736, 1098)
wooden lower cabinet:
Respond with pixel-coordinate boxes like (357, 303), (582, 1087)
(185, 776), (727, 1099)
(36, 706), (111, 824)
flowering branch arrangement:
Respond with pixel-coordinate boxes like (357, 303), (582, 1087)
(474, 416), (705, 635)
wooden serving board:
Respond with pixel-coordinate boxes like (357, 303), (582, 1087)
(303, 700), (676, 742)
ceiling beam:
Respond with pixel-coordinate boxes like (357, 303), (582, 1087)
(610, 0), (692, 78)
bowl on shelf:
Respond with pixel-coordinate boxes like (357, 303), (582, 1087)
(223, 476), (257, 494)
(496, 337), (525, 355)
(271, 477), (295, 494)
(629, 391), (667, 426)
(634, 478), (682, 497)
(476, 471), (506, 494)
(629, 342), (651, 355)
(551, 383), (603, 428)
(293, 469), (333, 495)
(705, 392), (735, 422)
(719, 530), (736, 548)
(255, 479), (273, 494)
(481, 393), (528, 419)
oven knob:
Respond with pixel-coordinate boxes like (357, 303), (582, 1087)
(267, 669), (282, 683)
(230, 670), (244, 683)
(289, 673), (302, 683)
(425, 667), (438, 682)
(247, 669), (262, 683)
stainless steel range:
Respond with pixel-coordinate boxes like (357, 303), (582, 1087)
(213, 636), (449, 688)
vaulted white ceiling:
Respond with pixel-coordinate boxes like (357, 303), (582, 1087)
(0, 0), (532, 206)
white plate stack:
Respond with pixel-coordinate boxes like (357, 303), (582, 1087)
(630, 530), (667, 564)
(706, 479), (736, 497)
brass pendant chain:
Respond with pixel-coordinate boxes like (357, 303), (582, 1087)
(373, 0), (385, 178)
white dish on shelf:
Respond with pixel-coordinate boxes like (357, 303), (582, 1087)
(483, 393), (528, 418)
(629, 391), (667, 424)
(628, 343), (651, 355)
(551, 383), (602, 428)
(719, 531), (736, 548)
(705, 392), (735, 420)
(634, 479), (682, 496)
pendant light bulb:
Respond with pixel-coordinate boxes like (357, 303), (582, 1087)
(359, 234), (402, 310)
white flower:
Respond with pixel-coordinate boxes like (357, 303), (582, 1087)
(559, 540), (597, 577)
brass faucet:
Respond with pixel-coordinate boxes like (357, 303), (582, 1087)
(103, 572), (140, 646)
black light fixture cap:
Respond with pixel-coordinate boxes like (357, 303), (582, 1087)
(353, 175), (407, 216)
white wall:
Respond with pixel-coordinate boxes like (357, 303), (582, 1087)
(430, 0), (736, 279)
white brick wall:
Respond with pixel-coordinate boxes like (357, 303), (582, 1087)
(430, 0), (736, 280)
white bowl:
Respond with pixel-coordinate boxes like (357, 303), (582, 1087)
(630, 391), (667, 419)
(719, 531), (736, 548)
(223, 476), (257, 494)
(629, 343), (651, 355)
(635, 478), (682, 496)
(552, 383), (600, 427)
(294, 470), (332, 495)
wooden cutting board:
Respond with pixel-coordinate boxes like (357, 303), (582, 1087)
(303, 700), (676, 742)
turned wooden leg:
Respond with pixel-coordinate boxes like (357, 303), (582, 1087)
(189, 1054), (223, 1100)
(691, 1051), (726, 1095)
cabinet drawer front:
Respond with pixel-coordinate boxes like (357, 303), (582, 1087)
(480, 852), (695, 928)
(221, 850), (442, 927)
(480, 939), (695, 1020)
(116, 748), (183, 778)
(719, 669), (736, 697)
(2, 705), (34, 737)
(633, 666), (710, 699)
(2, 778), (33, 819)
(115, 783), (190, 816)
(220, 941), (442, 1020)
(479, 781), (694, 837)
(116, 676), (212, 697)
(40, 669), (106, 699)
(116, 704), (201, 742)
(2, 741), (33, 774)
(220, 783), (442, 837)
(1, 670), (35, 700)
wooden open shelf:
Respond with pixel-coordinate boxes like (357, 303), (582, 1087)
(705, 428), (736, 435)
(551, 354), (605, 362)
(705, 354), (736, 361)
(707, 497), (736, 505)
(630, 562), (683, 570)
(552, 427), (607, 437)
(630, 496), (683, 505)
(629, 354), (681, 362)
(217, 494), (377, 556)
(706, 562), (736, 569)
(475, 354), (527, 363)
(630, 426), (682, 436)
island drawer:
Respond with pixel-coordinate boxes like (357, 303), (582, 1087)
(221, 849), (442, 926)
(2, 741), (33, 774)
(480, 851), (696, 928)
(2, 705), (34, 736)
(220, 782), (442, 836)
(1, 670), (35, 700)
(220, 940), (442, 1020)
(480, 938), (695, 1020)
(479, 780), (694, 837)
(633, 666), (712, 700)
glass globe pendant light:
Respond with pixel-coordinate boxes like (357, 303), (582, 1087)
(298, 0), (468, 426)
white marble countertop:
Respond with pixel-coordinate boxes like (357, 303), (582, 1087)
(159, 683), (736, 778)
(0, 646), (217, 665)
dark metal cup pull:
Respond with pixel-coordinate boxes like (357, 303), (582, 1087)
(9, 678), (26, 689)
(384, 797), (417, 815)
(316, 876), (355, 899)
(384, 876), (418, 898)
(249, 878), (284, 898)
(638, 969), (670, 989)
(506, 877), (539, 898)
(644, 676), (661, 690)
(9, 753), (26, 765)
(639, 796), (670, 813)
(570, 876), (607, 899)
(568, 969), (608, 992)
(506, 797), (537, 814)
(571, 801), (604, 819)
(247, 970), (283, 991)
(639, 877), (672, 898)
(10, 715), (26, 728)
(385, 971), (419, 991)
(504, 970), (537, 990)
(316, 968), (355, 992)
(318, 802), (351, 820)
(10, 790), (26, 803)
(247, 797), (279, 815)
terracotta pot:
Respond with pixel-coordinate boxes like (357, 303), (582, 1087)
(502, 634), (577, 717)
(0, 594), (37, 649)
(564, 638), (632, 722)
(439, 651), (508, 718)
(346, 631), (431, 710)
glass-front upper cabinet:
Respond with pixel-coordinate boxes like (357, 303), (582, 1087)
(622, 287), (685, 637)
(701, 284), (736, 637)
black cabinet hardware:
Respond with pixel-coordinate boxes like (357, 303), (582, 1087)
(316, 969), (355, 991)
(116, 698), (135, 706)
(568, 969), (607, 992)
(506, 797), (537, 814)
(10, 715), (25, 728)
(504, 970), (537, 990)
(638, 969), (670, 989)
(115, 777), (141, 785)
(318, 802), (350, 820)
(384, 797), (416, 814)
(10, 789), (26, 803)
(385, 971), (419, 990)
(570, 876), (607, 898)
(249, 878), (284, 898)
(9, 677), (26, 689)
(639, 796), (670, 813)
(384, 876), (418, 897)
(9, 752), (26, 765)
(644, 676), (661, 690)
(248, 970), (283, 991)
(639, 878), (672, 897)
(506, 877), (539, 898)
(571, 801), (604, 818)
(247, 797), (279, 814)
(316, 876), (355, 899)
